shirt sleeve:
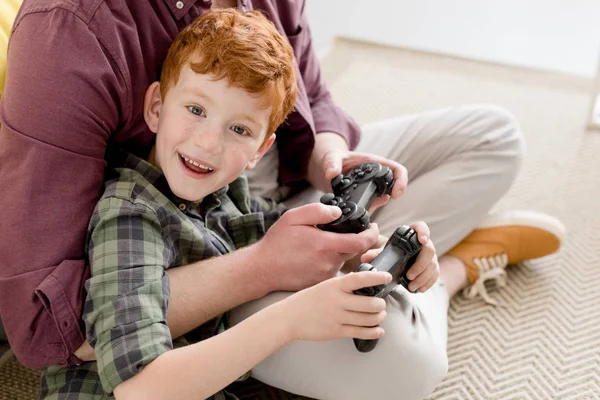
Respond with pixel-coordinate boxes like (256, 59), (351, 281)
(0, 9), (123, 368)
(84, 197), (173, 395)
(287, 1), (361, 149)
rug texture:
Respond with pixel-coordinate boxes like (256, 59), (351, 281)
(1, 37), (599, 399)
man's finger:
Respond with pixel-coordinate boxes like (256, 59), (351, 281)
(368, 195), (390, 214)
(324, 223), (380, 254)
(342, 152), (407, 198)
(322, 150), (345, 181)
(391, 164), (408, 198)
(285, 203), (342, 226)
(360, 247), (384, 263)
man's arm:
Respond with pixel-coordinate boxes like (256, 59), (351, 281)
(166, 244), (267, 338)
(0, 9), (121, 368)
(280, 0), (361, 148)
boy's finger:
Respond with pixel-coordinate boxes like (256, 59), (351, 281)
(341, 270), (392, 293)
(342, 309), (387, 327)
(340, 325), (385, 340)
(408, 261), (436, 292)
(406, 243), (436, 280)
(342, 292), (386, 313)
(410, 220), (430, 244)
(418, 272), (439, 293)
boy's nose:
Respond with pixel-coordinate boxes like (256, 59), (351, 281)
(193, 128), (223, 155)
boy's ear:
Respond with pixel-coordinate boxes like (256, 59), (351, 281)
(144, 81), (162, 134)
(246, 134), (276, 170)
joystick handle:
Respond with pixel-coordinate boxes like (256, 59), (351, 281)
(352, 225), (422, 353)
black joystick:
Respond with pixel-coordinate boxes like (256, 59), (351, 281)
(318, 162), (394, 234)
(353, 225), (422, 353)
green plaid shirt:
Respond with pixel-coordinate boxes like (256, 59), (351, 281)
(40, 153), (287, 399)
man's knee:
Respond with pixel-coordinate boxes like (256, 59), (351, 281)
(468, 103), (526, 178)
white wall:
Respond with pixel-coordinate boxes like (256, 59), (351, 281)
(306, 0), (600, 78)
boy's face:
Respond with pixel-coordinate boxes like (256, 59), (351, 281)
(144, 65), (275, 201)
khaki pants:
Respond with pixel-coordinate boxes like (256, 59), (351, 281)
(231, 104), (525, 400)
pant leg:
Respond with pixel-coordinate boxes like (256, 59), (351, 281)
(273, 104), (525, 255)
(228, 283), (449, 400)
(357, 104), (525, 255)
(241, 103), (524, 399)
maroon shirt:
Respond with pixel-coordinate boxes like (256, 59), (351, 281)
(0, 0), (360, 368)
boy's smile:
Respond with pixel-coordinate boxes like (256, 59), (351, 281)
(144, 65), (275, 201)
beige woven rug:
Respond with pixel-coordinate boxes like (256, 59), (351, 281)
(2, 38), (599, 399)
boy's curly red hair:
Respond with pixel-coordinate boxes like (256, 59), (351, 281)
(160, 9), (297, 137)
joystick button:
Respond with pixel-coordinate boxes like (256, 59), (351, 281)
(342, 178), (351, 186)
(331, 174), (343, 187)
(342, 207), (351, 215)
(365, 165), (373, 173)
(320, 193), (335, 205)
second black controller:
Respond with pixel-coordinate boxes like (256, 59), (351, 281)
(353, 225), (422, 353)
(318, 162), (394, 234)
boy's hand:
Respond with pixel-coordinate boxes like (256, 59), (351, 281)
(361, 221), (439, 293)
(281, 270), (392, 342)
(256, 203), (379, 293)
(74, 340), (96, 362)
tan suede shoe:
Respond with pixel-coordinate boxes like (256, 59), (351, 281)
(447, 210), (566, 305)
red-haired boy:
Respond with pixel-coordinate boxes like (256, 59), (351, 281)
(39, 10), (399, 400)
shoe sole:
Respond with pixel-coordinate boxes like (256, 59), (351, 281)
(477, 210), (567, 244)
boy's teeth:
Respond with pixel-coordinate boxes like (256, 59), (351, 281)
(182, 156), (213, 172)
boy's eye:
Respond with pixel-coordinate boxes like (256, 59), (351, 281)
(231, 125), (247, 136)
(187, 106), (205, 117)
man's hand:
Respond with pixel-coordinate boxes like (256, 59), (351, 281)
(306, 133), (408, 212)
(255, 203), (379, 293)
(360, 221), (439, 293)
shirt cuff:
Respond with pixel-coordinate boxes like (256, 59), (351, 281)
(312, 100), (361, 150)
(34, 259), (88, 365)
(96, 320), (173, 394)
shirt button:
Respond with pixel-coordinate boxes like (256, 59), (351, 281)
(179, 203), (187, 211)
(176, 1), (184, 9)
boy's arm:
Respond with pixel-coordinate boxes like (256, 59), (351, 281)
(86, 197), (276, 393)
(85, 198), (174, 395)
(114, 302), (293, 400)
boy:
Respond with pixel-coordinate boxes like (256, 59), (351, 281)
(40, 9), (401, 400)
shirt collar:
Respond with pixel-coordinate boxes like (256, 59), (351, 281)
(121, 152), (229, 212)
(163, 0), (254, 20)
(164, 0), (203, 20)
(165, 0), (254, 20)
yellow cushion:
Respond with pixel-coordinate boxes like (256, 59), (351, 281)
(0, 0), (21, 96)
